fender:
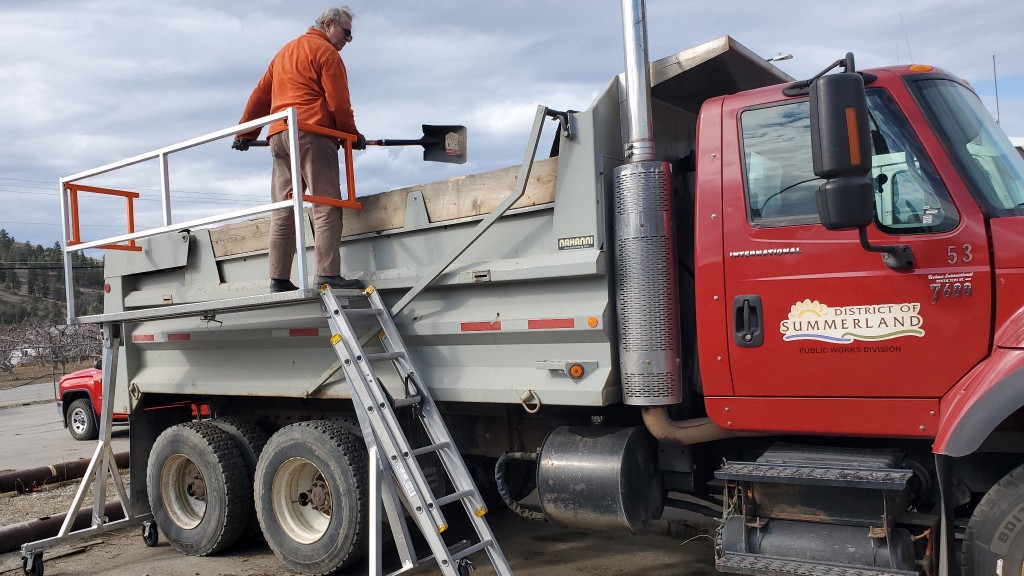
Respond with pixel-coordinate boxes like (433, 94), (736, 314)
(934, 346), (1024, 457)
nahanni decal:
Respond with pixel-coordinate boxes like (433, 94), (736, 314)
(779, 299), (924, 344)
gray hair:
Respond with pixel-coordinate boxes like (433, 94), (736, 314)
(314, 6), (354, 31)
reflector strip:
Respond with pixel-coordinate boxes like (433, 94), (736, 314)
(167, 333), (191, 341)
(133, 334), (155, 342)
(528, 318), (574, 329)
(289, 328), (321, 337)
(461, 321), (501, 332)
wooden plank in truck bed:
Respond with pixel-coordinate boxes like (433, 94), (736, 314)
(209, 157), (558, 259)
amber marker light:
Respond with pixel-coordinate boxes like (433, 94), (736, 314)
(845, 107), (862, 166)
(569, 364), (585, 379)
(908, 64), (934, 73)
(587, 316), (599, 328)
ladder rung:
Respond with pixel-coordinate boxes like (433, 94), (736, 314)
(451, 539), (494, 562)
(392, 395), (423, 409)
(411, 441), (450, 457)
(435, 489), (473, 508)
(342, 308), (382, 317)
(366, 351), (406, 362)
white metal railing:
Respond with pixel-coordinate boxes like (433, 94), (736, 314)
(59, 107), (358, 323)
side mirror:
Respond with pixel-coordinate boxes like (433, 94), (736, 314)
(810, 72), (874, 230)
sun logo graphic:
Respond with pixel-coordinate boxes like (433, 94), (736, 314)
(779, 299), (925, 344)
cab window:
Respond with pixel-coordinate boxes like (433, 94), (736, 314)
(740, 90), (960, 233)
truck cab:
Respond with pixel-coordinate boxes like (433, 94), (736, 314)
(695, 63), (1024, 444)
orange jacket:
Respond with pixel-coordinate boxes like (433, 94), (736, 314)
(237, 29), (357, 141)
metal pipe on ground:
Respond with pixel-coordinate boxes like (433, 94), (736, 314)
(0, 452), (130, 494)
(0, 500), (126, 553)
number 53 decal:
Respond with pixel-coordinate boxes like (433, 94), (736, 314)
(947, 244), (974, 264)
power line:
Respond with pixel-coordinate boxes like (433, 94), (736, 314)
(0, 265), (102, 270)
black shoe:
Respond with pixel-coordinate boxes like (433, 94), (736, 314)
(315, 275), (363, 290)
(270, 278), (299, 293)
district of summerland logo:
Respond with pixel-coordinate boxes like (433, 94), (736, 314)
(779, 299), (925, 344)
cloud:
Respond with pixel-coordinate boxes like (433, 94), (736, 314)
(0, 0), (1022, 249)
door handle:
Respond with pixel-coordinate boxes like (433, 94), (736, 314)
(733, 295), (763, 348)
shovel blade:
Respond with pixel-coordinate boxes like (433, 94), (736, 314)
(421, 125), (467, 164)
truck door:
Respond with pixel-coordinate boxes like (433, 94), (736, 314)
(719, 86), (991, 401)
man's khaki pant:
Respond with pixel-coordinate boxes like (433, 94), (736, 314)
(268, 131), (343, 279)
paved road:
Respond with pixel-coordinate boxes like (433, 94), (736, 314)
(0, 381), (58, 409)
(0, 400), (129, 472)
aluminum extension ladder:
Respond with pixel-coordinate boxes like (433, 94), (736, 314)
(320, 285), (514, 576)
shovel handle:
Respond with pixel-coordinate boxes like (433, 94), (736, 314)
(365, 138), (430, 147)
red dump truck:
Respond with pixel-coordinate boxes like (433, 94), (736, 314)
(26, 4), (1024, 576)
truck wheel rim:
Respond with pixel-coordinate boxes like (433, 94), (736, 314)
(272, 457), (331, 544)
(160, 454), (207, 530)
(70, 408), (89, 434)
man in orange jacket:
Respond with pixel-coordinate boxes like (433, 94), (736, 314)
(233, 6), (365, 292)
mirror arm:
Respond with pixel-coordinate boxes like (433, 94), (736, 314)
(858, 227), (915, 270)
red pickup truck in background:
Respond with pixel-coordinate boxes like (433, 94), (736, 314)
(56, 362), (209, 440)
(56, 362), (128, 441)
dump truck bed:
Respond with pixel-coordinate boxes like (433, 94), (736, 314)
(94, 36), (788, 408)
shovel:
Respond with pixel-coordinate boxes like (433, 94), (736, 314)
(245, 125), (467, 164)
(366, 125), (467, 164)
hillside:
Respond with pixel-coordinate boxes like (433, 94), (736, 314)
(0, 229), (104, 325)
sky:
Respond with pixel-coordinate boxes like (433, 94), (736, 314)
(0, 0), (1022, 250)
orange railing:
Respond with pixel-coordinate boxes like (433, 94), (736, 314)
(293, 122), (363, 210)
(65, 183), (142, 252)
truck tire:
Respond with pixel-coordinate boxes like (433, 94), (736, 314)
(147, 421), (252, 556)
(210, 417), (268, 542)
(962, 462), (1024, 576)
(66, 398), (98, 441)
(255, 420), (367, 575)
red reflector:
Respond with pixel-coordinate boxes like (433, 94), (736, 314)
(289, 328), (321, 337)
(461, 321), (502, 332)
(104, 283), (111, 293)
(167, 333), (191, 341)
(528, 318), (574, 329)
(133, 334), (155, 342)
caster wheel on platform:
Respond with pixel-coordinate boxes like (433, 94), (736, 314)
(22, 552), (43, 576)
(142, 520), (160, 547)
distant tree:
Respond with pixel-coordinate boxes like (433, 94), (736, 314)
(26, 268), (39, 293)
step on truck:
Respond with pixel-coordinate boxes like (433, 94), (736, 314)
(25, 2), (1024, 575)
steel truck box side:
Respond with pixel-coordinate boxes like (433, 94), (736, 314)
(100, 36), (787, 409)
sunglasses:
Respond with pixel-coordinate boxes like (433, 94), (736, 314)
(332, 20), (352, 39)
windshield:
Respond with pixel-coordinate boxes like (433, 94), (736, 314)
(913, 78), (1024, 215)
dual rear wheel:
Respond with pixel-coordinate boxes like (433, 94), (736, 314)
(146, 418), (367, 574)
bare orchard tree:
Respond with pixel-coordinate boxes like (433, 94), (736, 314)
(22, 322), (101, 374)
(0, 324), (20, 376)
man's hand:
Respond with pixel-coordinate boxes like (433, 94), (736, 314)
(353, 133), (366, 151)
(231, 138), (253, 151)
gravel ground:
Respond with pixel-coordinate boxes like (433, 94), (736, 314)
(0, 469), (131, 528)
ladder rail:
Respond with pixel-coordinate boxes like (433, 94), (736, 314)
(326, 301), (450, 533)
(320, 286), (514, 576)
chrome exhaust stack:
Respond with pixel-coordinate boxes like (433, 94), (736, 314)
(614, 0), (681, 406)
